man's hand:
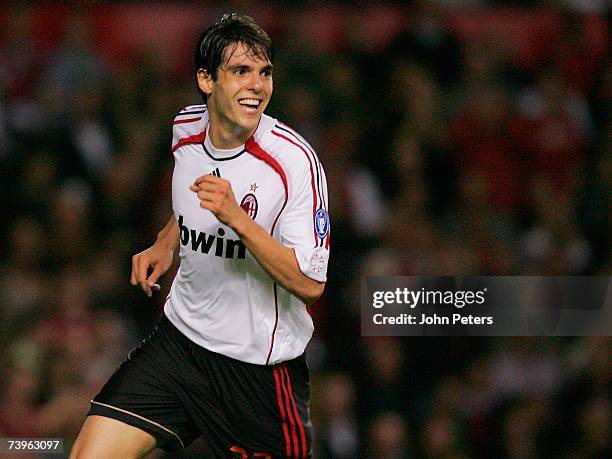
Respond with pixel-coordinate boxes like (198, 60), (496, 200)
(190, 175), (247, 227)
(130, 243), (174, 297)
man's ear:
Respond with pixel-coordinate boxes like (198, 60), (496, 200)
(197, 69), (213, 96)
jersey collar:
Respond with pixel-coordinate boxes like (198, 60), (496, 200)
(202, 124), (246, 161)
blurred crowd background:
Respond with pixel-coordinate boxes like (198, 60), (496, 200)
(0, 1), (610, 458)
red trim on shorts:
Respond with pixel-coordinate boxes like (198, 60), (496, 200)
(279, 366), (299, 457)
(173, 116), (202, 125)
(273, 368), (292, 457)
(271, 130), (318, 246)
(283, 366), (308, 458)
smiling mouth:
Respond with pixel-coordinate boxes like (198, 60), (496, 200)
(238, 98), (262, 113)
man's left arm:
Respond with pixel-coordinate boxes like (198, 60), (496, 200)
(190, 175), (325, 304)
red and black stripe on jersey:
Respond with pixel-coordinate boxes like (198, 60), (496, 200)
(173, 106), (207, 125)
(271, 123), (329, 249)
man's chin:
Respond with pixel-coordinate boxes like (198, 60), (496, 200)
(236, 115), (261, 131)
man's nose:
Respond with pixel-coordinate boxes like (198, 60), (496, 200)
(248, 73), (262, 92)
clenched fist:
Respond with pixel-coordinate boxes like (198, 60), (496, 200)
(189, 175), (244, 227)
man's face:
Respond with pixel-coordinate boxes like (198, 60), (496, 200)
(200, 42), (273, 136)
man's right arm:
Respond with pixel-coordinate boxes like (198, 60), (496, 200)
(130, 214), (179, 297)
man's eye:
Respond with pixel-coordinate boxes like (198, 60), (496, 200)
(234, 68), (247, 75)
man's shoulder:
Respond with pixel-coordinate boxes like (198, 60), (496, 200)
(173, 104), (208, 126)
(176, 104), (208, 116)
(171, 104), (208, 152)
(254, 117), (322, 175)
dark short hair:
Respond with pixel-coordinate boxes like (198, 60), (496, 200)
(194, 13), (273, 99)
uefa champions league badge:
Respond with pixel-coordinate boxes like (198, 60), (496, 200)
(314, 208), (329, 238)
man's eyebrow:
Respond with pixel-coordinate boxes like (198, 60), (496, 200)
(226, 64), (251, 71)
(225, 63), (274, 72)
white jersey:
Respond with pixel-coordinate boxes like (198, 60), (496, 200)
(164, 105), (330, 365)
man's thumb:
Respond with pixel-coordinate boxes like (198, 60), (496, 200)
(146, 265), (164, 286)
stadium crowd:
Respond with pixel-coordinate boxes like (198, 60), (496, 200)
(0, 1), (610, 457)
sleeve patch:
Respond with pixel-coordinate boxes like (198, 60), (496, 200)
(314, 208), (329, 239)
(310, 247), (329, 275)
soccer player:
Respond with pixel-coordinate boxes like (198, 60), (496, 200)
(70, 13), (329, 459)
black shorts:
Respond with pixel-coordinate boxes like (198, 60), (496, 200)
(88, 314), (312, 458)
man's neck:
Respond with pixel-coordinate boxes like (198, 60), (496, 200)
(208, 113), (257, 150)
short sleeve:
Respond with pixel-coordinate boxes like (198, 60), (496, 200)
(171, 105), (208, 154)
(280, 162), (330, 282)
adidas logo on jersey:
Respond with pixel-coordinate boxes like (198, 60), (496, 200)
(178, 215), (246, 259)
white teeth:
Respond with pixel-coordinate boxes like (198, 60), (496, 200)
(238, 99), (260, 107)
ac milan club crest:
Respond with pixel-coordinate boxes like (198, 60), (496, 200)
(240, 193), (258, 219)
